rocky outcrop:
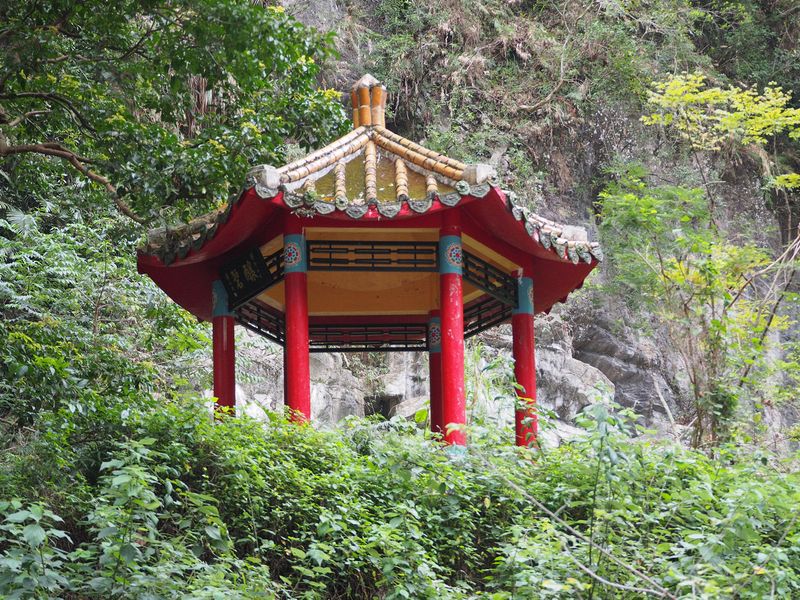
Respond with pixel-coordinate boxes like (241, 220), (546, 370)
(368, 353), (429, 418)
(482, 317), (615, 424)
(233, 332), (368, 426)
(310, 353), (367, 424)
(572, 315), (682, 429)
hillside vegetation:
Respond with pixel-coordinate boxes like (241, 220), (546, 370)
(1, 0), (800, 597)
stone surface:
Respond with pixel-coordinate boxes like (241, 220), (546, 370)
(570, 310), (683, 430)
(231, 330), (368, 426)
(538, 420), (586, 449)
(482, 317), (615, 423)
(310, 353), (367, 425)
(367, 352), (429, 417)
(389, 395), (429, 419)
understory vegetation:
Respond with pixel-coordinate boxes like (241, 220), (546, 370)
(2, 0), (800, 597)
(1, 392), (799, 599)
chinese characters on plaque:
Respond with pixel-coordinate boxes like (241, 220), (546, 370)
(220, 247), (272, 310)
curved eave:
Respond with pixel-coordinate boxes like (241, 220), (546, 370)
(137, 185), (600, 321)
(459, 189), (599, 314)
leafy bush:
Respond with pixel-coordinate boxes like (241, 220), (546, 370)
(0, 208), (207, 427)
(1, 393), (798, 598)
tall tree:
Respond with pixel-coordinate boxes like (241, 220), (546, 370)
(0, 0), (347, 225)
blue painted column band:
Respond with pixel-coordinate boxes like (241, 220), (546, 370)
(438, 235), (463, 275)
(212, 280), (233, 317)
(428, 316), (442, 353)
(283, 234), (307, 273)
(513, 276), (534, 315)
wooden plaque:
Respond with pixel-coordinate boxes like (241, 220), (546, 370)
(220, 247), (272, 310)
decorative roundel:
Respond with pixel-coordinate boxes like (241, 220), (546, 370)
(446, 243), (463, 267)
(429, 323), (441, 347)
(284, 242), (302, 266)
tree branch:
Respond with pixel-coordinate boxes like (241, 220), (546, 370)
(477, 455), (677, 599)
(0, 140), (146, 224)
(516, 37), (571, 114)
(6, 110), (51, 127)
(0, 92), (96, 133)
(42, 21), (159, 66)
(563, 543), (667, 597)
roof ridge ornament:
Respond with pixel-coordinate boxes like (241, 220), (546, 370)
(350, 73), (386, 128)
(462, 163), (496, 185)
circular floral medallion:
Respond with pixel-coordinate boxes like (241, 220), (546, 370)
(284, 242), (302, 267)
(429, 323), (441, 347)
(446, 243), (462, 267)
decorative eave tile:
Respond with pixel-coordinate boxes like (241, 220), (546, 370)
(313, 201), (336, 215)
(440, 192), (462, 207)
(408, 197), (433, 213)
(567, 244), (579, 264)
(283, 193), (304, 209)
(470, 183), (491, 198)
(552, 238), (568, 258)
(539, 229), (552, 250)
(377, 202), (402, 218)
(345, 204), (369, 219)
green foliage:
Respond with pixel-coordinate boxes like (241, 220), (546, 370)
(642, 72), (800, 150)
(773, 173), (800, 191)
(598, 163), (782, 445)
(0, 204), (207, 425)
(641, 71), (800, 229)
(0, 500), (71, 598)
(1, 0), (800, 597)
(689, 1), (800, 95)
(0, 0), (348, 223)
(1, 394), (799, 598)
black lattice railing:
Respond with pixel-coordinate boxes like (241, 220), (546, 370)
(230, 242), (518, 349)
(463, 296), (512, 338)
(462, 251), (517, 307)
(237, 296), (511, 349)
(307, 240), (438, 272)
(262, 248), (285, 282)
(236, 301), (285, 345)
(308, 323), (428, 352)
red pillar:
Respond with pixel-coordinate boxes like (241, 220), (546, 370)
(439, 212), (466, 445)
(428, 311), (443, 436)
(212, 280), (236, 413)
(513, 273), (537, 446)
(283, 217), (311, 422)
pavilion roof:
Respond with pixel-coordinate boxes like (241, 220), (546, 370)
(140, 74), (602, 268)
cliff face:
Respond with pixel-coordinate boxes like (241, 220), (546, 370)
(231, 0), (799, 446)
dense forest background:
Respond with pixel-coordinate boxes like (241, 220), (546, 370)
(1, 0), (800, 597)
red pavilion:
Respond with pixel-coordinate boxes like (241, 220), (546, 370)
(137, 75), (601, 446)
